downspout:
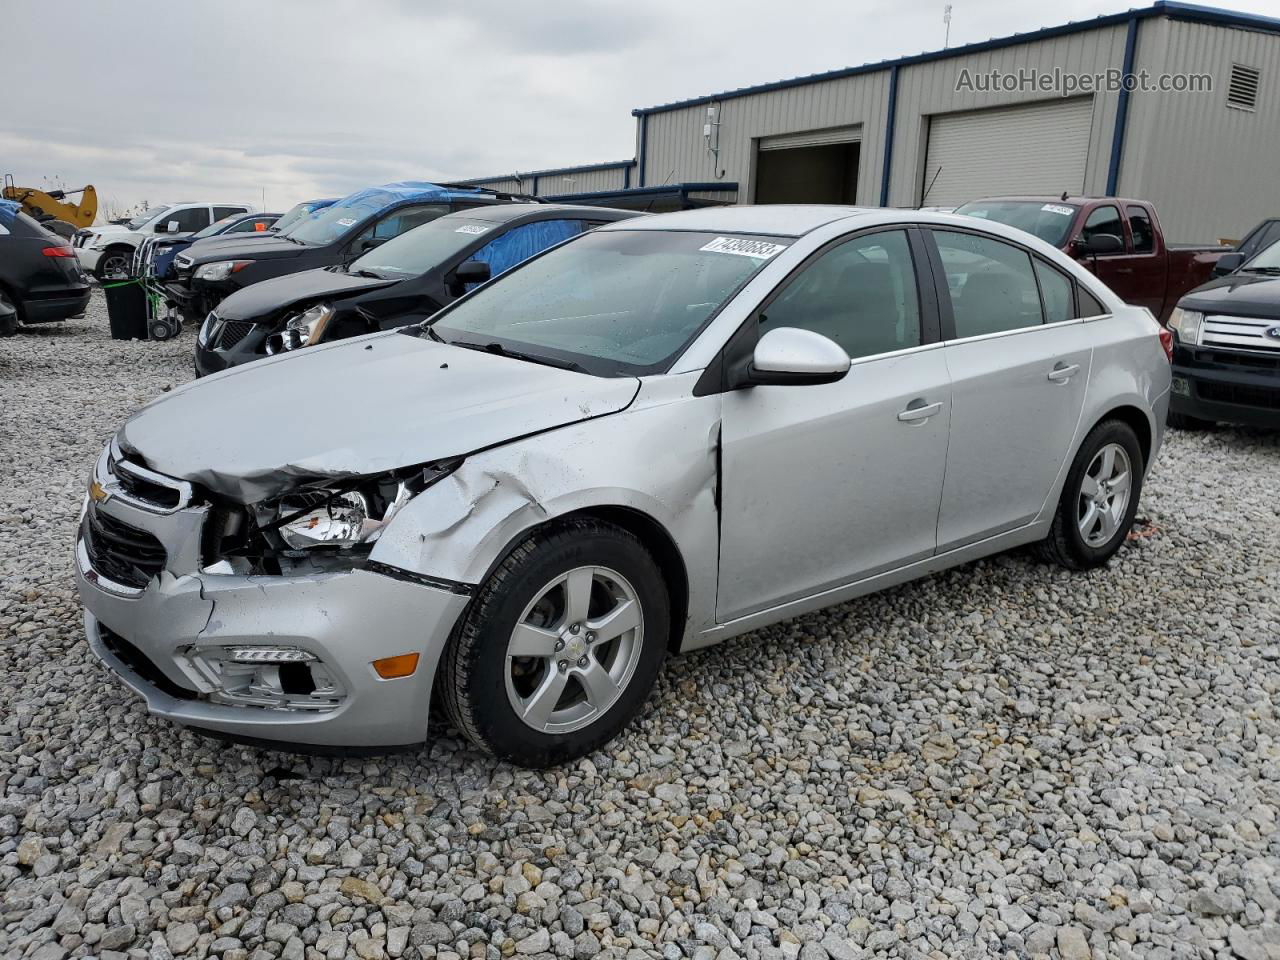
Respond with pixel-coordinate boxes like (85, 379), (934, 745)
(879, 64), (900, 207)
(1106, 14), (1140, 196)
(624, 164), (631, 189)
(637, 113), (648, 188)
(532, 175), (540, 196)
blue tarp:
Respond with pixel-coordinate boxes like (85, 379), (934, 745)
(288, 181), (489, 246)
(0, 199), (21, 230)
(466, 218), (586, 289)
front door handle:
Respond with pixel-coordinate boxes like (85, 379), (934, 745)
(1047, 363), (1080, 383)
(897, 400), (943, 423)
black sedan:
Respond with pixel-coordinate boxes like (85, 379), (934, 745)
(0, 199), (91, 336)
(194, 203), (638, 375)
(1166, 245), (1280, 429)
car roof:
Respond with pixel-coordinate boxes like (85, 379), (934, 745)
(961, 196), (1147, 206)
(600, 204), (877, 237)
(446, 203), (642, 225)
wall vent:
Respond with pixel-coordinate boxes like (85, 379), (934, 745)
(1227, 63), (1260, 111)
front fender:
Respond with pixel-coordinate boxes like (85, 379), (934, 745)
(370, 377), (723, 635)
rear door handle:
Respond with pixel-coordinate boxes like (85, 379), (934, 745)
(1047, 363), (1080, 383)
(897, 400), (943, 423)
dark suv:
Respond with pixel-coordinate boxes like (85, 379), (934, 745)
(0, 199), (91, 335)
(167, 182), (536, 324)
(194, 204), (638, 375)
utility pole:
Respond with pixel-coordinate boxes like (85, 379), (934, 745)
(944, 4), (953, 48)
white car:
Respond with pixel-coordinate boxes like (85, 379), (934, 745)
(74, 202), (256, 280)
(75, 206), (1171, 766)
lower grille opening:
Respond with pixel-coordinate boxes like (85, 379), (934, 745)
(1198, 381), (1280, 411)
(82, 507), (167, 589)
(279, 662), (318, 696)
(99, 625), (198, 700)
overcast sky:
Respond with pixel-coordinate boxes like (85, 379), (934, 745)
(5, 0), (1274, 219)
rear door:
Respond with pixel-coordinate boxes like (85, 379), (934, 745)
(1122, 204), (1166, 317)
(927, 227), (1094, 551)
(717, 227), (951, 620)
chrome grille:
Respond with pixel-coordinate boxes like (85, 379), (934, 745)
(107, 439), (194, 513)
(1201, 315), (1280, 352)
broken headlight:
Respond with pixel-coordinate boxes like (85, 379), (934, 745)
(254, 458), (462, 557)
(268, 303), (334, 354)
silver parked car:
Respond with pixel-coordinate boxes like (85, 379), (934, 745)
(75, 206), (1172, 766)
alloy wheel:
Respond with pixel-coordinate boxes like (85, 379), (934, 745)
(1077, 442), (1132, 548)
(504, 565), (644, 734)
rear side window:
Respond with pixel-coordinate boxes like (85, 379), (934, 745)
(1081, 206), (1124, 250)
(214, 205), (247, 220)
(932, 230), (1043, 338)
(1078, 286), (1108, 318)
(1127, 206), (1154, 253)
(1033, 260), (1075, 324)
(761, 229), (921, 360)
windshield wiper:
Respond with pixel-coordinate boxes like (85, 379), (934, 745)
(349, 268), (387, 279)
(1240, 266), (1280, 275)
(450, 339), (586, 372)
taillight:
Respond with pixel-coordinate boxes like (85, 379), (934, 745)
(1158, 328), (1174, 362)
(42, 245), (75, 258)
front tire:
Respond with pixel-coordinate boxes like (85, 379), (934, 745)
(0, 289), (18, 337)
(440, 519), (668, 766)
(1034, 419), (1145, 571)
(95, 247), (133, 282)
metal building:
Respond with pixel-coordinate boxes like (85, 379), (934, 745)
(463, 1), (1280, 242)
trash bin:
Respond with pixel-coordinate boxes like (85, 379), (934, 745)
(103, 279), (147, 341)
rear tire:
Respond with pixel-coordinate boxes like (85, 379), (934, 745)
(1167, 410), (1212, 430)
(441, 519), (668, 767)
(1034, 419), (1144, 571)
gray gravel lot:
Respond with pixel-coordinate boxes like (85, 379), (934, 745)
(2, 289), (1279, 960)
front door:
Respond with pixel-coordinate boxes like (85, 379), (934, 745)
(717, 228), (951, 621)
(927, 228), (1094, 551)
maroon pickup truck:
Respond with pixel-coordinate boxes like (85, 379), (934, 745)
(954, 196), (1228, 323)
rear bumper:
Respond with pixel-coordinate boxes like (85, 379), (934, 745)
(23, 288), (92, 323)
(1171, 346), (1280, 428)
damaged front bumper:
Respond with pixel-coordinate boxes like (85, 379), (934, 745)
(74, 447), (471, 749)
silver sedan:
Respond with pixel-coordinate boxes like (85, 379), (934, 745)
(74, 206), (1171, 765)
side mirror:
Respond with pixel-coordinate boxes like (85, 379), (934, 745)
(1213, 252), (1245, 277)
(741, 327), (850, 387)
(1081, 233), (1123, 255)
(454, 260), (491, 285)
(359, 236), (388, 252)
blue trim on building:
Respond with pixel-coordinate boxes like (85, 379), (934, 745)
(637, 114), (648, 188)
(878, 65), (900, 208)
(631, 1), (1280, 116)
(544, 183), (739, 203)
(1106, 15), (1141, 196)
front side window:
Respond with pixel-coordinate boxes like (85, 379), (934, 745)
(760, 230), (921, 360)
(933, 230), (1043, 338)
(429, 230), (790, 376)
(1126, 206), (1154, 253)
(168, 207), (211, 233)
(1081, 205), (1124, 250)
(1034, 259), (1074, 324)
(466, 219), (588, 288)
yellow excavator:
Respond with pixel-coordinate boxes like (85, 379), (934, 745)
(3, 175), (98, 238)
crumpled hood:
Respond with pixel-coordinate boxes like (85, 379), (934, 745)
(182, 236), (304, 266)
(119, 332), (640, 503)
(216, 267), (397, 321)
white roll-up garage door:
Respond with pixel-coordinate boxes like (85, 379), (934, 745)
(921, 97), (1094, 208)
(759, 124), (861, 151)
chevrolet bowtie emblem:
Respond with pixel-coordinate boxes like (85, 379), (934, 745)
(89, 480), (110, 504)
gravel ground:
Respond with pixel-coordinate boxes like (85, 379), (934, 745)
(2, 289), (1279, 960)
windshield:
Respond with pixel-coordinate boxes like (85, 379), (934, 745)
(194, 216), (237, 239)
(1243, 238), (1280, 272)
(128, 205), (171, 230)
(954, 200), (1079, 247)
(351, 216), (500, 277)
(274, 201), (327, 235)
(429, 230), (790, 376)
(288, 198), (383, 245)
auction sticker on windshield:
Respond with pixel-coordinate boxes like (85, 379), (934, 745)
(455, 224), (490, 235)
(700, 237), (787, 259)
(1041, 204), (1075, 216)
(336, 218), (357, 227)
